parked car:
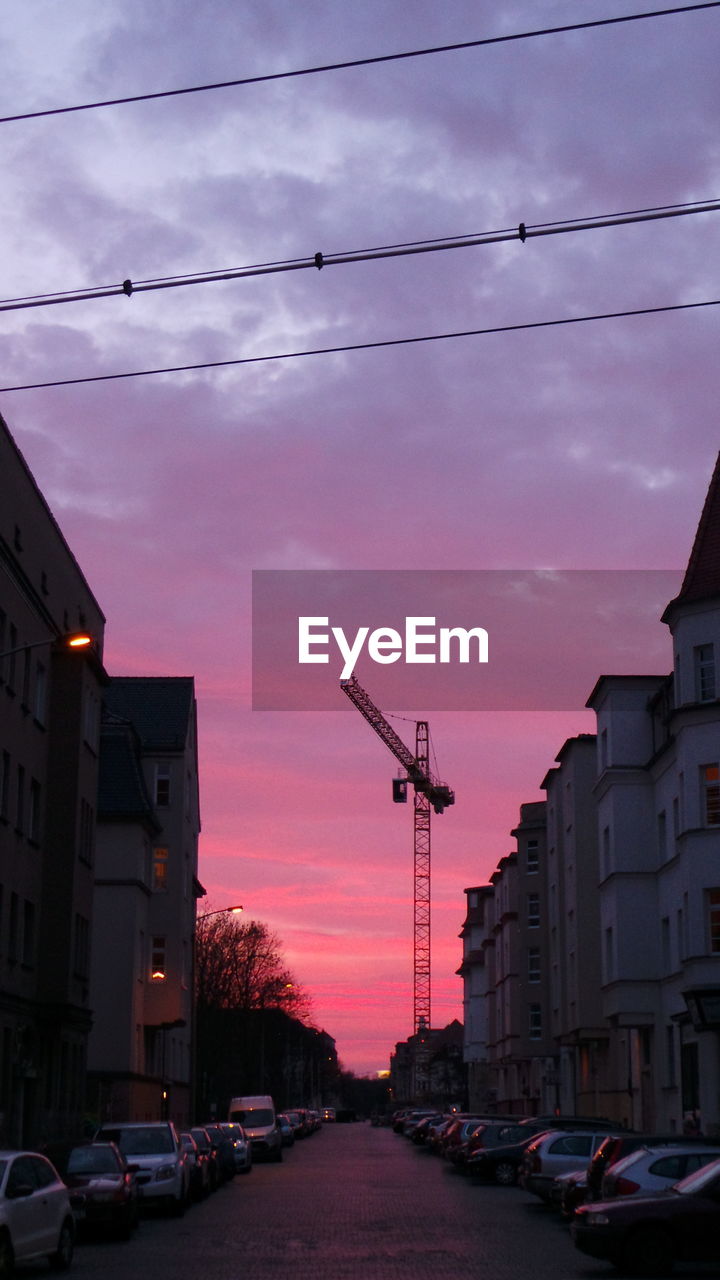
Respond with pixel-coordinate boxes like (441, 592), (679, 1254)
(466, 1126), (558, 1185)
(201, 1124), (236, 1182)
(321, 1107), (336, 1122)
(190, 1127), (219, 1191)
(551, 1168), (588, 1217)
(218, 1123), (252, 1173)
(277, 1115), (296, 1147)
(95, 1121), (189, 1215)
(460, 1122), (530, 1172)
(61, 1142), (139, 1238)
(572, 1156), (720, 1275)
(587, 1132), (707, 1201)
(0, 1150), (75, 1273)
(180, 1132), (209, 1200)
(601, 1144), (720, 1199)
(521, 1129), (611, 1201)
(410, 1114), (446, 1146)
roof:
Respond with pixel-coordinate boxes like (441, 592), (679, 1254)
(103, 677), (195, 750)
(662, 451), (720, 620)
(97, 719), (160, 829)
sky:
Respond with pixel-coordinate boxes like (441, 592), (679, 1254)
(1, 0), (719, 1076)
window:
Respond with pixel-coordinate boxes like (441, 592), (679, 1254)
(28, 780), (41, 844)
(657, 811), (667, 861)
(708, 890), (720, 954)
(22, 901), (35, 966)
(15, 765), (25, 833)
(695, 644), (716, 702)
(529, 1004), (542, 1040)
(526, 839), (539, 874)
(8, 893), (19, 961)
(152, 847), (169, 891)
(702, 764), (720, 826)
(150, 936), (167, 981)
(0, 752), (9, 820)
(527, 894), (540, 928)
(528, 947), (541, 983)
(34, 662), (46, 724)
(155, 764), (170, 807)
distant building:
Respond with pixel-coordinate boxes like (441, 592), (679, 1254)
(87, 677), (203, 1128)
(0, 412), (106, 1145)
(390, 1019), (464, 1106)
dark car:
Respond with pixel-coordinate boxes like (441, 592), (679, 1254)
(277, 1115), (296, 1148)
(202, 1124), (236, 1182)
(62, 1142), (139, 1238)
(190, 1127), (218, 1191)
(571, 1156), (720, 1275)
(466, 1130), (553, 1185)
(459, 1122), (530, 1172)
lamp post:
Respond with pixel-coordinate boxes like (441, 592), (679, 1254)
(0, 630), (94, 660)
(197, 905), (244, 921)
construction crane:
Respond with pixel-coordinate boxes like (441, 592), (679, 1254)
(340, 675), (454, 1037)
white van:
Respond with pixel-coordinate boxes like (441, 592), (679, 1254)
(228, 1094), (282, 1162)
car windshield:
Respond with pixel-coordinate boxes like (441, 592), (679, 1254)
(231, 1109), (273, 1126)
(675, 1157), (720, 1195)
(67, 1147), (119, 1174)
(101, 1127), (174, 1155)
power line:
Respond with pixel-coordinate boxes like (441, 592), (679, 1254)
(1, 200), (718, 315)
(2, 3), (718, 125)
(2, 296), (717, 394)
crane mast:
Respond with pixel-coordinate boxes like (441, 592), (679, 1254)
(340, 676), (454, 1036)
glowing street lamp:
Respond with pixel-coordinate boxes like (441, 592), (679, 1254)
(0, 630), (94, 660)
(197, 905), (244, 921)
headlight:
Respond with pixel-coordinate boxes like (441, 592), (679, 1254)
(155, 1165), (176, 1182)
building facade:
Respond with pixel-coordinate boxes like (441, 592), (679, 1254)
(88, 678), (202, 1128)
(460, 453), (720, 1134)
(0, 413), (107, 1145)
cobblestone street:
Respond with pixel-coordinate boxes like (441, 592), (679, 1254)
(63, 1123), (647, 1280)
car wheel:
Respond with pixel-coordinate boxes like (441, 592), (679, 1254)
(0, 1231), (14, 1280)
(49, 1219), (74, 1270)
(494, 1161), (517, 1187)
(618, 1227), (674, 1277)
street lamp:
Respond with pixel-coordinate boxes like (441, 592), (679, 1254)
(0, 630), (94, 660)
(197, 905), (244, 921)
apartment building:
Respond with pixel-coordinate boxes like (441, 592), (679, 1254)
(0, 412), (106, 1145)
(88, 677), (203, 1127)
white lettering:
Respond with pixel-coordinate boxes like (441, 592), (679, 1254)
(367, 628), (403, 665)
(298, 617), (330, 663)
(405, 616), (437, 664)
(332, 625), (370, 681)
(439, 626), (489, 663)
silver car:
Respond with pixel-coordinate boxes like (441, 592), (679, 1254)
(95, 1122), (189, 1215)
(0, 1150), (74, 1272)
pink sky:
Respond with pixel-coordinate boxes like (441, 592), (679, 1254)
(1, 1), (719, 1073)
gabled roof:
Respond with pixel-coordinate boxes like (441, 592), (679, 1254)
(97, 719), (160, 830)
(662, 451), (720, 620)
(103, 676), (194, 750)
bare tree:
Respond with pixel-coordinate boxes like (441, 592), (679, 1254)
(195, 912), (310, 1019)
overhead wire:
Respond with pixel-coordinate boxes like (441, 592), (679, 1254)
(1, 199), (718, 315)
(1, 3), (718, 125)
(2, 296), (717, 395)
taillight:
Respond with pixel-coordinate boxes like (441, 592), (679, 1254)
(614, 1176), (640, 1196)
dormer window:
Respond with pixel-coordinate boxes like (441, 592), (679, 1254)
(695, 644), (716, 702)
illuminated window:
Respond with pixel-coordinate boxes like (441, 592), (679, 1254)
(151, 936), (167, 981)
(152, 847), (169, 892)
(702, 764), (720, 826)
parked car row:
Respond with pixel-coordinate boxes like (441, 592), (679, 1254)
(397, 1110), (720, 1274)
